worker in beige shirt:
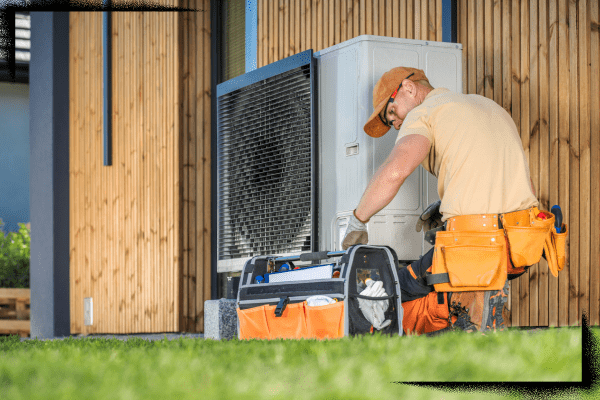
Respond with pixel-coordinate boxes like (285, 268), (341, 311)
(342, 67), (539, 335)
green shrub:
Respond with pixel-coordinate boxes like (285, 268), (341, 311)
(0, 219), (30, 288)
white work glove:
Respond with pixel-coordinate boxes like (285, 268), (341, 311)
(415, 200), (443, 232)
(357, 280), (392, 330)
(306, 295), (336, 307)
(342, 211), (369, 250)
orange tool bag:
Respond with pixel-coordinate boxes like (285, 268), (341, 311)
(425, 206), (569, 293)
(236, 245), (404, 340)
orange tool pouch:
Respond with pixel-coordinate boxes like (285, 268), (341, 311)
(427, 214), (507, 292)
(237, 301), (345, 340)
(500, 206), (568, 277)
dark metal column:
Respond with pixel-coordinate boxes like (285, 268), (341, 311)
(442, 0), (458, 43)
(29, 12), (70, 339)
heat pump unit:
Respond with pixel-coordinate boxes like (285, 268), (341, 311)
(217, 35), (462, 273)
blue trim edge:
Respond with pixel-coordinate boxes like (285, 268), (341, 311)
(217, 49), (312, 97)
(103, 10), (112, 166)
(245, 0), (257, 73)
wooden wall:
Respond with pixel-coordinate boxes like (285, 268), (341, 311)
(69, 8), (182, 334)
(180, 0), (212, 333)
(257, 0), (445, 67)
(457, 0), (600, 328)
(256, 0), (600, 327)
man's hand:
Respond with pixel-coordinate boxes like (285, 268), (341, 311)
(342, 211), (369, 250)
(415, 200), (442, 232)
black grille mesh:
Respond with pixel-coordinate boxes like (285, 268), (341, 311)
(218, 65), (314, 260)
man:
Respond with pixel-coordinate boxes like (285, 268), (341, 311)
(341, 67), (539, 335)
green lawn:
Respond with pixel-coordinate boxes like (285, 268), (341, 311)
(0, 327), (593, 400)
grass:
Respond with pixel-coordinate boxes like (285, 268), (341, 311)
(0, 327), (594, 400)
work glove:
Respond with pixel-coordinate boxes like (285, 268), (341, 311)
(357, 280), (392, 330)
(415, 200), (443, 232)
(342, 211), (369, 250)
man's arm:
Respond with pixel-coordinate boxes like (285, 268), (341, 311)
(354, 134), (432, 222)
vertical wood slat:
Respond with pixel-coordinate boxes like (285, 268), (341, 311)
(529, 0), (539, 327)
(577, 0), (590, 327)
(493, 0), (501, 105)
(519, 0), (530, 327)
(380, 0), (386, 38)
(321, 0), (326, 50)
(84, 12), (91, 335)
(590, 0), (600, 328)
(363, 0), (369, 37)
(284, 0), (289, 59)
(406, 0), (412, 38)
(400, 0), (406, 38)
(468, 0), (476, 94)
(568, 0), (580, 327)
(557, 0), (570, 327)
(548, 0), (559, 328)
(538, 0), (550, 327)
(191, 0), (200, 332)
(429, 0), (435, 41)
(484, 0), (493, 99)
(195, 1), (204, 332)
(387, 0), (393, 37)
(414, 0), (421, 40)
(329, 0), (334, 46)
(461, 0), (467, 94)
(269, 0), (274, 62)
(203, 0), (213, 331)
(181, 3), (190, 332)
(436, 0), (442, 41)
(476, 0), (484, 95)
(291, 0), (296, 54)
(509, 0), (520, 326)
(354, 0), (359, 39)
(341, 0), (347, 42)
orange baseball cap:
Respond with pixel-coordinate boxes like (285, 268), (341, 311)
(363, 67), (429, 138)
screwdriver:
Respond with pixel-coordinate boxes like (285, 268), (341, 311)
(551, 205), (563, 233)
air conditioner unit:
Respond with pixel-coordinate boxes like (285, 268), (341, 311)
(217, 35), (462, 273)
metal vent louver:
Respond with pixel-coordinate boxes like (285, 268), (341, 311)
(217, 50), (317, 272)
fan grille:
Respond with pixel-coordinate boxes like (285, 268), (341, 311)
(218, 64), (315, 261)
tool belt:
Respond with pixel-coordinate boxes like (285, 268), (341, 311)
(426, 207), (568, 292)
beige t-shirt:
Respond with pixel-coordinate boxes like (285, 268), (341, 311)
(395, 87), (539, 221)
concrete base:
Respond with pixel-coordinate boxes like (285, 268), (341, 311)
(204, 299), (238, 340)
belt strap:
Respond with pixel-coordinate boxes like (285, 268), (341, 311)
(426, 273), (450, 285)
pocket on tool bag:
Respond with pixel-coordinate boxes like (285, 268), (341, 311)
(264, 302), (308, 339)
(431, 230), (507, 292)
(503, 226), (549, 268)
(237, 306), (271, 340)
(442, 244), (504, 287)
(502, 209), (554, 269)
(552, 224), (568, 272)
(305, 301), (344, 339)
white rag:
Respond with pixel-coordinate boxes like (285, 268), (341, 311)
(357, 279), (392, 330)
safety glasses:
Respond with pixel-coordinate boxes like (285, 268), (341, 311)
(378, 72), (415, 127)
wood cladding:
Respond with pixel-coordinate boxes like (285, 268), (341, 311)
(180, 0), (212, 333)
(457, 0), (600, 328)
(257, 0), (444, 68)
(69, 7), (183, 334)
(257, 0), (600, 327)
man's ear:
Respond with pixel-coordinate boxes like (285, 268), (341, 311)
(403, 79), (418, 98)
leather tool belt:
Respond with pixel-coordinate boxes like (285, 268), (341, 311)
(426, 207), (568, 292)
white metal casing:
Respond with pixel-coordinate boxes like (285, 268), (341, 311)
(314, 35), (462, 260)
